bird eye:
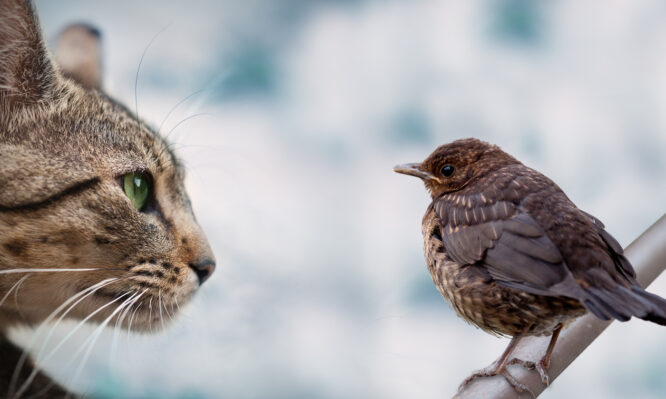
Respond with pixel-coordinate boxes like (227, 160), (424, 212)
(122, 172), (150, 211)
(440, 165), (455, 177)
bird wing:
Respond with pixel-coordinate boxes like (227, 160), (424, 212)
(433, 194), (666, 324)
(579, 209), (636, 280)
(433, 196), (574, 296)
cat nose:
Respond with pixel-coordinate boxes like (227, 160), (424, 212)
(189, 258), (215, 285)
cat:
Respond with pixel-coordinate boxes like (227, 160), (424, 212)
(0, 0), (216, 397)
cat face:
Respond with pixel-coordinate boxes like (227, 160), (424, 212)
(0, 1), (215, 331)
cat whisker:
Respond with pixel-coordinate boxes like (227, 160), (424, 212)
(11, 287), (129, 399)
(159, 290), (175, 322)
(158, 289), (166, 330)
(33, 278), (127, 370)
(0, 275), (29, 308)
(0, 268), (102, 275)
(174, 295), (182, 313)
(8, 278), (121, 398)
(148, 297), (154, 333)
(12, 275), (29, 321)
(110, 290), (146, 363)
(164, 300), (174, 322)
(170, 302), (177, 320)
(127, 296), (143, 339)
(22, 289), (136, 399)
(64, 291), (141, 399)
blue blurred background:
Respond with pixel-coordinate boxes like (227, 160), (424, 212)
(21, 0), (666, 398)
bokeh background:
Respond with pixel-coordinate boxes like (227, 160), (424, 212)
(17, 0), (666, 397)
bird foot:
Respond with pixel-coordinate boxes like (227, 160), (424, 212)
(507, 357), (551, 386)
(458, 361), (536, 398)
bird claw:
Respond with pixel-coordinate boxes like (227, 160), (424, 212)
(458, 327), (557, 397)
(537, 358), (551, 386)
(458, 362), (498, 389)
(459, 363), (536, 398)
(500, 369), (536, 398)
(507, 357), (551, 386)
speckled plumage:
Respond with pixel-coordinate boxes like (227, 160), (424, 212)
(395, 138), (666, 393)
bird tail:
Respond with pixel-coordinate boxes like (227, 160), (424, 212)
(631, 287), (666, 325)
(582, 284), (666, 325)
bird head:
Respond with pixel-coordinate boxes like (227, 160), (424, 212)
(393, 138), (520, 198)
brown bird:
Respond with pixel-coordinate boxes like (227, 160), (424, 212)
(394, 138), (666, 395)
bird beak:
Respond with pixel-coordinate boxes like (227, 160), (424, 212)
(393, 163), (438, 182)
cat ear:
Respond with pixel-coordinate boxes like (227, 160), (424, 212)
(0, 0), (59, 110)
(54, 24), (103, 90)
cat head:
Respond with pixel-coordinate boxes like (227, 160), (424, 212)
(0, 0), (215, 332)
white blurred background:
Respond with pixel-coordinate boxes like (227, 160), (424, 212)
(20, 0), (666, 397)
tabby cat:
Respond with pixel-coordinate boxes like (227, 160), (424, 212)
(0, 0), (215, 397)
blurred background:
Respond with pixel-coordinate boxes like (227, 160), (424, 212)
(19, 0), (666, 397)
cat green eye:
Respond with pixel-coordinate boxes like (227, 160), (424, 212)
(122, 173), (150, 211)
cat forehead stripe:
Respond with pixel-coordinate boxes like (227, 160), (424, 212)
(0, 177), (100, 212)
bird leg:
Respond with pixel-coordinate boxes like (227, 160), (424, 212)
(540, 324), (561, 380)
(459, 333), (535, 397)
(506, 324), (562, 386)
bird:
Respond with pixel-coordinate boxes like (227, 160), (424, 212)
(394, 138), (666, 395)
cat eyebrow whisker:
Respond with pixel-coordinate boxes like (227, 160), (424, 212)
(154, 112), (217, 169)
(157, 67), (229, 138)
(134, 23), (172, 131)
(157, 88), (207, 136)
(9, 278), (125, 399)
(164, 112), (216, 142)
